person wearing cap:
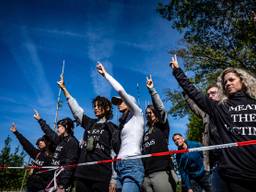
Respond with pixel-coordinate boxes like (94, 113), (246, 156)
(33, 111), (79, 192)
(57, 76), (120, 192)
(97, 63), (144, 192)
(10, 123), (54, 192)
(142, 75), (176, 192)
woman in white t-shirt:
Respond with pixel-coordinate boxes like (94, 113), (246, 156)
(97, 63), (144, 192)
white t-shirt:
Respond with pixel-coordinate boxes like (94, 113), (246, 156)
(105, 73), (144, 158)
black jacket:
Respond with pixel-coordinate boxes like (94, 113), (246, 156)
(13, 131), (53, 191)
(75, 114), (120, 182)
(142, 87), (172, 176)
(142, 120), (171, 175)
(173, 68), (256, 181)
(184, 94), (221, 168)
(38, 119), (79, 188)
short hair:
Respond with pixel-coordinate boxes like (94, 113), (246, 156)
(206, 84), (218, 91)
(172, 133), (183, 141)
(93, 96), (113, 120)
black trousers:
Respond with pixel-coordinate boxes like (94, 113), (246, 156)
(182, 172), (212, 192)
(218, 172), (255, 192)
(75, 178), (110, 192)
(26, 174), (49, 192)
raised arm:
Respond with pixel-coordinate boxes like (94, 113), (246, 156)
(33, 110), (59, 145)
(169, 55), (215, 115)
(183, 94), (206, 118)
(57, 75), (84, 123)
(97, 63), (141, 115)
(57, 75), (94, 128)
(146, 74), (167, 123)
(10, 123), (39, 159)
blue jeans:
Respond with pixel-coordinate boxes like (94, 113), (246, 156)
(183, 172), (212, 192)
(115, 159), (144, 192)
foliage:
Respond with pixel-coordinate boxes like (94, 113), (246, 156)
(187, 113), (203, 142)
(157, 1), (256, 141)
(165, 90), (189, 118)
(0, 136), (26, 191)
(158, 0), (256, 117)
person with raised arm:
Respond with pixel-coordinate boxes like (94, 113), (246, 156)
(97, 63), (144, 192)
(170, 55), (256, 192)
(10, 123), (54, 192)
(142, 74), (176, 192)
(33, 111), (79, 192)
(183, 84), (223, 192)
(57, 76), (119, 192)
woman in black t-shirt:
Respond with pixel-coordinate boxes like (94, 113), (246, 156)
(142, 75), (176, 192)
(34, 112), (79, 192)
(170, 55), (256, 192)
(57, 76), (119, 192)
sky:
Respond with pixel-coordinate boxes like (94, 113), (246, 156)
(0, 0), (188, 155)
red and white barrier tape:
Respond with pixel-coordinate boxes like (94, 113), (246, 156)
(1, 139), (256, 171)
(45, 167), (64, 192)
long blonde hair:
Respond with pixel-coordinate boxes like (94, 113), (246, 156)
(216, 68), (256, 102)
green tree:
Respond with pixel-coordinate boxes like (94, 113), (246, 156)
(0, 136), (26, 191)
(187, 113), (203, 142)
(158, 0), (256, 71)
(158, 0), (256, 140)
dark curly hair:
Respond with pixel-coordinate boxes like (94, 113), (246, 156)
(93, 96), (113, 120)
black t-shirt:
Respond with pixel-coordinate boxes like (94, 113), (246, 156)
(51, 135), (79, 187)
(174, 68), (256, 181)
(75, 114), (119, 182)
(142, 120), (171, 175)
(38, 119), (79, 188)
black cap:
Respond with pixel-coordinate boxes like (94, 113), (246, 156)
(36, 135), (49, 145)
(111, 96), (123, 105)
